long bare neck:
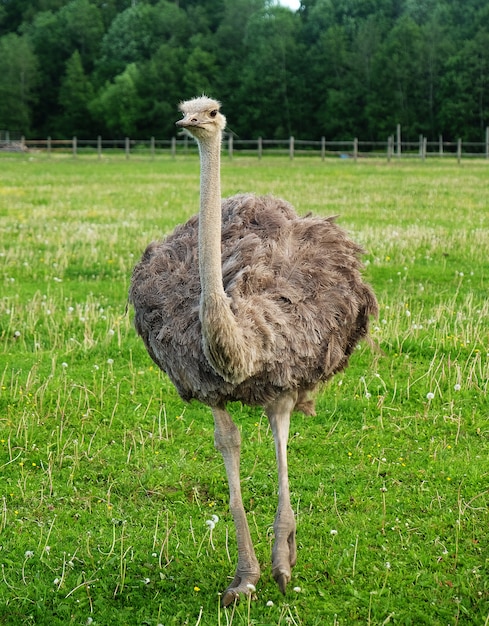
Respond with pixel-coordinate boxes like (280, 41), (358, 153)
(198, 133), (224, 299)
(197, 131), (257, 384)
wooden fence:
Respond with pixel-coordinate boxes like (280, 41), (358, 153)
(3, 126), (489, 161)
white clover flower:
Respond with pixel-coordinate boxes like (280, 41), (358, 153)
(61, 362), (68, 369)
(385, 562), (391, 570)
(205, 519), (215, 530)
(246, 583), (256, 593)
(108, 329), (115, 336)
(107, 358), (114, 365)
(330, 529), (338, 536)
(266, 600), (274, 607)
(426, 392), (435, 400)
(211, 514), (219, 524)
(24, 550), (34, 559)
(14, 330), (21, 338)
(53, 578), (60, 585)
(143, 577), (150, 585)
(293, 586), (301, 593)
(44, 546), (51, 554)
(454, 384), (461, 391)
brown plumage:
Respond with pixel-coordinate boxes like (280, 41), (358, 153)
(129, 96), (378, 605)
(131, 193), (376, 408)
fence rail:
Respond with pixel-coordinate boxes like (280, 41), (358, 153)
(2, 128), (489, 162)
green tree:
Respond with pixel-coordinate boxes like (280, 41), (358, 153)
(90, 64), (141, 137)
(368, 16), (425, 139)
(307, 24), (352, 138)
(212, 0), (266, 110)
(136, 44), (186, 138)
(439, 29), (489, 141)
(23, 0), (103, 134)
(0, 0), (65, 35)
(183, 45), (218, 97)
(0, 33), (38, 133)
(97, 1), (189, 82)
(58, 50), (95, 138)
(235, 6), (303, 138)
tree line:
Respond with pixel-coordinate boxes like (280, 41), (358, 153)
(1, 0), (488, 142)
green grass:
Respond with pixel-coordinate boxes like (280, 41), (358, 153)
(1, 154), (488, 625)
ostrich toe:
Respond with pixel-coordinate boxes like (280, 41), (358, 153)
(221, 570), (260, 607)
(272, 527), (297, 594)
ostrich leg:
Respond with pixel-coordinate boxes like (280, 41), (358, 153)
(212, 407), (261, 606)
(266, 391), (298, 593)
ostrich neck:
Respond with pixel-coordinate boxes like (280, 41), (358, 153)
(196, 131), (257, 384)
(198, 133), (224, 299)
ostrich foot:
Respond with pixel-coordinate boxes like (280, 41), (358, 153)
(272, 527), (297, 594)
(221, 568), (261, 607)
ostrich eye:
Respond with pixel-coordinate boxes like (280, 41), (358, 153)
(210, 110), (218, 118)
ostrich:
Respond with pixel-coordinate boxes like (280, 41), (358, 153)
(129, 96), (378, 605)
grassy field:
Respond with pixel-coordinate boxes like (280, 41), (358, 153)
(0, 154), (488, 625)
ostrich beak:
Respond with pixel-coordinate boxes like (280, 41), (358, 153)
(176, 115), (198, 129)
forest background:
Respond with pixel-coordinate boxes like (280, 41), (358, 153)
(0, 0), (488, 143)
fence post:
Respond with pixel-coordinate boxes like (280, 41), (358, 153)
(289, 136), (294, 160)
(97, 135), (102, 160)
(419, 134), (423, 158)
(72, 136), (77, 158)
(396, 124), (401, 159)
(125, 137), (130, 159)
(457, 138), (462, 164)
(321, 136), (325, 161)
(47, 136), (51, 158)
(258, 137), (262, 160)
(150, 136), (155, 160)
(486, 127), (489, 159)
(353, 137), (358, 162)
(171, 136), (176, 159)
(228, 133), (233, 160)
(423, 137), (427, 161)
(21, 136), (25, 151)
(439, 134), (443, 156)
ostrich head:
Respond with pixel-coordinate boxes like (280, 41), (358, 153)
(176, 96), (226, 139)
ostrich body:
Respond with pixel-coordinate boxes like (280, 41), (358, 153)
(129, 96), (378, 604)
